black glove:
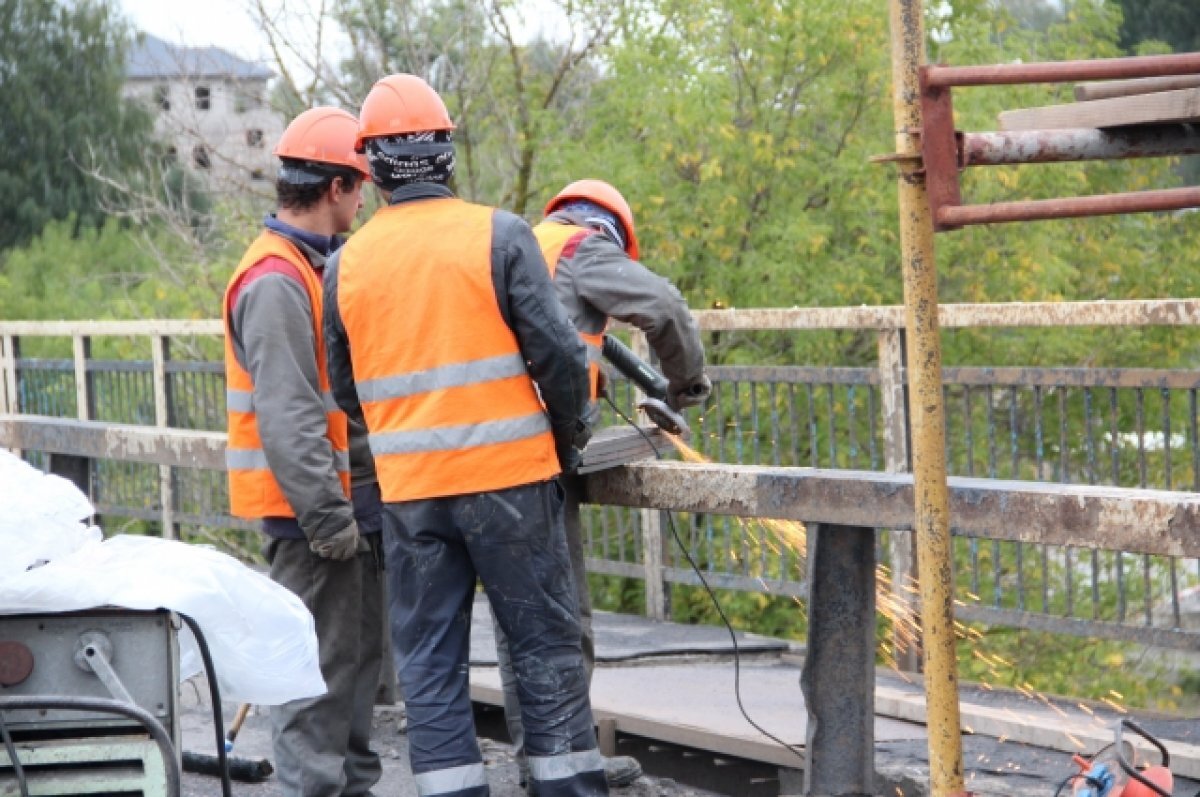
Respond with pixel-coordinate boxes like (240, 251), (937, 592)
(309, 520), (360, 561)
(556, 441), (583, 474)
(555, 417), (592, 474)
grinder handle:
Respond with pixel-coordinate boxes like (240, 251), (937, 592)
(601, 335), (669, 401)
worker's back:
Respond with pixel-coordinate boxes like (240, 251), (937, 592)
(337, 196), (559, 503)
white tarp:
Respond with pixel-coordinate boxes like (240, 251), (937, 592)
(0, 450), (325, 704)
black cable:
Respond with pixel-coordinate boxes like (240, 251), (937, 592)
(603, 394), (805, 764)
(0, 710), (29, 797)
(179, 613), (233, 797)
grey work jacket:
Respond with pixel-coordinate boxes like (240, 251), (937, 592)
(227, 230), (358, 541)
(545, 212), (707, 399)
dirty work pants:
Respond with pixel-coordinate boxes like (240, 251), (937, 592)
(382, 479), (607, 797)
(494, 473), (592, 767)
(266, 532), (385, 797)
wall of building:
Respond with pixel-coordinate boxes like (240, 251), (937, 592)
(124, 77), (284, 194)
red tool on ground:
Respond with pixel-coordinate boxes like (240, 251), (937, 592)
(1061, 719), (1174, 797)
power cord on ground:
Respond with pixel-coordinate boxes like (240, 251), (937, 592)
(0, 709), (30, 797)
(602, 394), (805, 765)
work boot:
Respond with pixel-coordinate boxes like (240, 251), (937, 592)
(604, 755), (643, 787)
(522, 756), (642, 793)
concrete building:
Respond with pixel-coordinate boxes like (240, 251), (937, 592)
(124, 34), (284, 193)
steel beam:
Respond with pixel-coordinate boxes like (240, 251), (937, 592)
(0, 415), (225, 470)
(962, 126), (1200, 166)
(689, 300), (1200, 332)
(0, 319), (223, 337)
(585, 461), (1200, 560)
(801, 524), (876, 796)
(936, 185), (1200, 228)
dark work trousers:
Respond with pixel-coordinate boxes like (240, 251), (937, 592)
(494, 473), (591, 769)
(382, 479), (607, 797)
(265, 531), (385, 797)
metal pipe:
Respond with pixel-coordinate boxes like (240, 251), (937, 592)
(1074, 74), (1200, 102)
(924, 52), (1200, 88)
(962, 126), (1200, 166)
(889, 2), (968, 796)
(937, 186), (1200, 227)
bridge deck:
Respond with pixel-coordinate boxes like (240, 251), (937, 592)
(467, 595), (1200, 795)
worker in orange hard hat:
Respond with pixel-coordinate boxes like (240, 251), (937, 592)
(492, 178), (710, 789)
(223, 106), (385, 797)
(323, 75), (606, 796)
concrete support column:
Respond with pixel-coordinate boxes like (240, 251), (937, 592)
(800, 523), (876, 797)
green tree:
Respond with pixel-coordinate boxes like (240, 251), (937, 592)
(0, 216), (228, 322)
(0, 0), (154, 251)
(1114, 0), (1200, 54)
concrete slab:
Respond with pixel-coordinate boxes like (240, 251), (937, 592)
(472, 662), (928, 769)
(468, 593), (791, 666)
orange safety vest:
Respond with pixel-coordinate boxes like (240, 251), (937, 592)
(337, 198), (559, 503)
(222, 232), (350, 518)
(532, 222), (607, 401)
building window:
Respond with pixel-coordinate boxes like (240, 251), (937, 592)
(154, 84), (170, 111)
(193, 146), (211, 169)
(246, 129), (264, 148)
(195, 86), (211, 111)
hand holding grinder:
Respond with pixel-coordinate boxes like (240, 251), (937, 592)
(600, 334), (710, 435)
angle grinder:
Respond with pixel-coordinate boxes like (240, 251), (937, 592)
(600, 334), (693, 435)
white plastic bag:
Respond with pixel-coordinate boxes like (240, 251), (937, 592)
(0, 450), (101, 579)
(0, 535), (326, 704)
(0, 450), (325, 705)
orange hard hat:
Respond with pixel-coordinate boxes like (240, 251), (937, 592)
(544, 179), (639, 260)
(274, 107), (369, 178)
(355, 74), (455, 152)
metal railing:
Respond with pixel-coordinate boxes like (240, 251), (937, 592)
(2, 302), (1198, 650)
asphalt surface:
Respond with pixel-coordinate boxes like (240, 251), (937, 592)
(179, 685), (722, 797)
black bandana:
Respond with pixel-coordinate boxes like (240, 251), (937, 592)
(364, 132), (455, 193)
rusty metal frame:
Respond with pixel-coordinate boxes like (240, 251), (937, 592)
(916, 52), (1200, 231)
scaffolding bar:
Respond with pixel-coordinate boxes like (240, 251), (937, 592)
(962, 126), (1200, 166)
(936, 185), (1200, 227)
(889, 0), (970, 794)
(924, 52), (1200, 88)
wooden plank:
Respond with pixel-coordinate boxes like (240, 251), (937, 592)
(578, 425), (672, 474)
(1000, 87), (1200, 131)
(1075, 74), (1200, 102)
(471, 664), (927, 770)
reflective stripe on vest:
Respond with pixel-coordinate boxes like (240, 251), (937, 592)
(412, 762), (487, 796)
(225, 447), (351, 473)
(222, 231), (350, 519)
(226, 387), (342, 414)
(337, 198), (559, 503)
(532, 221), (608, 401)
(356, 353), (528, 402)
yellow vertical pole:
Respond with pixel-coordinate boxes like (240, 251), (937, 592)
(886, 1), (969, 795)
